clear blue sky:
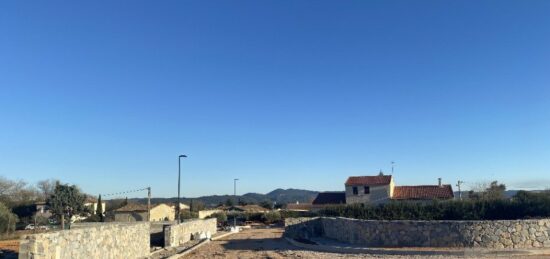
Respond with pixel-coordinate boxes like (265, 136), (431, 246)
(1, 1), (549, 198)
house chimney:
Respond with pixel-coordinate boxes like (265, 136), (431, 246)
(438, 178), (442, 187)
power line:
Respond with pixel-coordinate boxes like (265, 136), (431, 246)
(102, 187), (150, 197)
(101, 187), (152, 221)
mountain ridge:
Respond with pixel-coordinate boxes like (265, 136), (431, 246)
(119, 188), (319, 207)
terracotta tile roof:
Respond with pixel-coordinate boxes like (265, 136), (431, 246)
(345, 175), (392, 186)
(312, 192), (346, 205)
(392, 185), (454, 200)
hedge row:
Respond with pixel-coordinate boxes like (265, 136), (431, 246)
(311, 191), (550, 220)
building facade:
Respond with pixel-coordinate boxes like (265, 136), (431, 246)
(345, 175), (395, 204)
(344, 174), (454, 205)
(84, 199), (107, 215)
(114, 203), (176, 222)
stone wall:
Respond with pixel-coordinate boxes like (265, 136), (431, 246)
(19, 222), (150, 259)
(70, 221), (143, 229)
(284, 217), (324, 240)
(164, 218), (217, 247)
(285, 217), (550, 249)
(149, 221), (177, 247)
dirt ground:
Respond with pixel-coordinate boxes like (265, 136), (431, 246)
(0, 240), (19, 253)
(0, 229), (53, 256)
(0, 239), (19, 259)
(184, 227), (530, 259)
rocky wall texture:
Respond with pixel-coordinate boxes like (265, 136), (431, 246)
(284, 217), (324, 240)
(19, 222), (150, 259)
(164, 218), (217, 247)
(285, 217), (550, 249)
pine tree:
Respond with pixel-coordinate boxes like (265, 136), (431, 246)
(48, 182), (86, 229)
(96, 194), (104, 222)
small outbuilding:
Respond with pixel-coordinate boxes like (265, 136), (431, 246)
(114, 203), (176, 222)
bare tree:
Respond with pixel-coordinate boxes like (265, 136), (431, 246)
(0, 177), (26, 196)
(0, 177), (39, 207)
(468, 181), (506, 200)
(37, 179), (57, 200)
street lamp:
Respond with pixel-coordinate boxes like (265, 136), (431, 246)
(233, 178), (239, 229)
(177, 154), (187, 223)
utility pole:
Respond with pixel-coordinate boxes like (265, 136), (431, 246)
(233, 178), (239, 229)
(147, 187), (151, 221)
(177, 155), (187, 223)
(456, 180), (464, 200)
(391, 161), (395, 174)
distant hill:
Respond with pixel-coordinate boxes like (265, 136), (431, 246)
(119, 188), (319, 207)
(266, 188), (319, 204)
(110, 189), (548, 209)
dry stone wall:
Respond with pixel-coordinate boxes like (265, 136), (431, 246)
(285, 217), (550, 249)
(284, 217), (323, 240)
(19, 222), (150, 259)
(164, 218), (217, 247)
(70, 221), (144, 229)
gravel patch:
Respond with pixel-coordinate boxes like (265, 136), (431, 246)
(183, 227), (548, 259)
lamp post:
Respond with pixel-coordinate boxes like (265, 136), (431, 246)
(233, 178), (239, 229)
(177, 154), (187, 223)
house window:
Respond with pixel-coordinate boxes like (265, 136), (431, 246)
(352, 186), (358, 195)
(364, 186), (370, 194)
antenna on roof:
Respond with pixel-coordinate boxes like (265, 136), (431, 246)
(391, 161), (395, 174)
(379, 170), (384, 176)
(456, 180), (464, 200)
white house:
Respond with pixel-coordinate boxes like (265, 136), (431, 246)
(343, 174), (454, 205)
(84, 198), (106, 215)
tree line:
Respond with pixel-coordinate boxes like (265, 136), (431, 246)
(0, 176), (92, 232)
(314, 190), (550, 221)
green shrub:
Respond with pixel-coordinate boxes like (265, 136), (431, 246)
(280, 210), (317, 219)
(241, 212), (263, 222)
(261, 211), (282, 223)
(0, 202), (18, 233)
(179, 210), (198, 220)
(207, 212), (227, 224)
(312, 192), (550, 221)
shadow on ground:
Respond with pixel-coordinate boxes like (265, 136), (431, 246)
(221, 237), (300, 252)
